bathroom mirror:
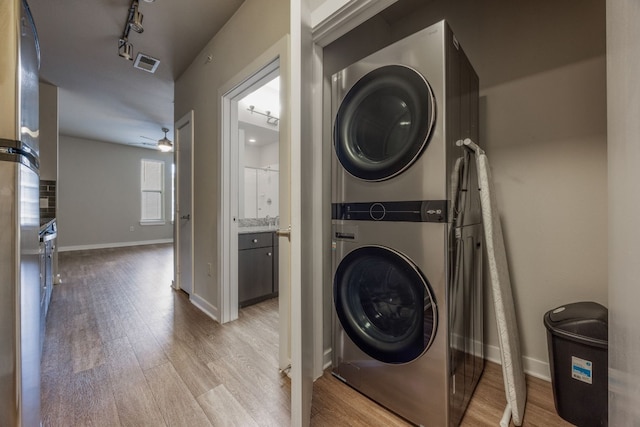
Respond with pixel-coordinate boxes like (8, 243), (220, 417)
(237, 76), (280, 221)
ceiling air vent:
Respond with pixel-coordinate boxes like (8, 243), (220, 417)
(133, 53), (160, 73)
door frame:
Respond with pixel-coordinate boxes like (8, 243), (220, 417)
(174, 110), (195, 294)
(289, 1), (400, 424)
(220, 59), (280, 323)
(219, 37), (290, 370)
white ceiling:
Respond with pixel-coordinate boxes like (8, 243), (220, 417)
(239, 121), (278, 149)
(28, 0), (245, 149)
(238, 76), (279, 148)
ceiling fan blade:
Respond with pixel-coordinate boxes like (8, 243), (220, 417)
(131, 141), (157, 147)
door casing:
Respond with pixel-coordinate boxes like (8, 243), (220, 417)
(219, 38), (290, 371)
(174, 111), (195, 295)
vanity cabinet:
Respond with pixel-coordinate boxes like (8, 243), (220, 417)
(238, 232), (278, 307)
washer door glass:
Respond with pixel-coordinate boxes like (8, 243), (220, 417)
(334, 246), (437, 364)
(334, 65), (436, 181)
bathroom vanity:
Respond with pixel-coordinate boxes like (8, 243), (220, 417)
(238, 230), (279, 307)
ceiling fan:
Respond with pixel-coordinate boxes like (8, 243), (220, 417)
(130, 135), (160, 149)
(131, 128), (173, 151)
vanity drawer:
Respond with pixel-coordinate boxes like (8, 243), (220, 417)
(239, 232), (273, 250)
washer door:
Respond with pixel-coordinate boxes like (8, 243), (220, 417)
(334, 65), (436, 181)
(334, 246), (437, 364)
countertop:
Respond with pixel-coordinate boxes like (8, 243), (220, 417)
(238, 226), (278, 234)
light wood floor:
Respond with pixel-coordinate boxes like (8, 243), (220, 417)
(42, 244), (571, 426)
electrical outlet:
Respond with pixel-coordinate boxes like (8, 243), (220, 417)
(129, 226), (135, 232)
(207, 262), (212, 276)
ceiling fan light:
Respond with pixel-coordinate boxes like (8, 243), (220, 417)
(118, 40), (133, 60)
(158, 138), (172, 152)
(157, 127), (173, 152)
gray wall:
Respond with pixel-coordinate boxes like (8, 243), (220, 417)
(174, 0), (289, 311)
(323, 0), (607, 378)
(607, 0), (640, 421)
(39, 82), (58, 181)
(58, 135), (173, 250)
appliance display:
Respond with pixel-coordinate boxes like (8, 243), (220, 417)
(331, 21), (483, 426)
(0, 0), (41, 425)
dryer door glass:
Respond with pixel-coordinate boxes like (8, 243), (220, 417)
(334, 246), (437, 364)
(334, 65), (435, 181)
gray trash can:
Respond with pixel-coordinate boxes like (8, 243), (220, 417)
(543, 301), (608, 427)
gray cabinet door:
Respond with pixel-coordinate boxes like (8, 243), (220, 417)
(238, 246), (274, 306)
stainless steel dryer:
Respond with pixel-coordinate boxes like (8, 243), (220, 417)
(331, 20), (484, 426)
(331, 19), (479, 204)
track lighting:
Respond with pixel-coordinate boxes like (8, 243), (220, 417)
(247, 105), (280, 126)
(117, 0), (146, 59)
(118, 39), (133, 60)
(128, 3), (144, 33)
(157, 128), (173, 152)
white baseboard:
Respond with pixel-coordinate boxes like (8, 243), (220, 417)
(190, 293), (219, 322)
(485, 343), (550, 381)
(58, 239), (173, 252)
(323, 348), (332, 370)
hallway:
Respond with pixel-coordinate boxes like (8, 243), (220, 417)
(41, 244), (289, 426)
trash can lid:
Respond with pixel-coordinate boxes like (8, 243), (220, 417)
(543, 301), (608, 349)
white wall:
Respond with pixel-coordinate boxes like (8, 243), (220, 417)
(58, 135), (173, 250)
(607, 0), (640, 421)
(244, 144), (261, 168)
(322, 0), (607, 378)
(174, 0), (289, 312)
(480, 58), (606, 374)
(244, 142), (280, 169)
(260, 143), (280, 168)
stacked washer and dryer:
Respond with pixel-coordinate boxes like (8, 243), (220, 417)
(331, 21), (484, 426)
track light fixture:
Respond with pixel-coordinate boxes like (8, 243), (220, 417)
(118, 0), (145, 59)
(157, 128), (173, 152)
(118, 39), (133, 60)
(248, 105), (280, 126)
(129, 2), (144, 33)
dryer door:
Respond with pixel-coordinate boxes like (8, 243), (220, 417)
(334, 246), (437, 364)
(334, 65), (436, 181)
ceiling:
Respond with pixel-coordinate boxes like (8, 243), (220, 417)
(238, 76), (280, 148)
(28, 0), (245, 149)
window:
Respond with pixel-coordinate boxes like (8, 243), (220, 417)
(141, 159), (165, 224)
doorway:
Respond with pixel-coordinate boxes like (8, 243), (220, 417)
(237, 72), (280, 307)
(174, 111), (194, 295)
(220, 51), (290, 371)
